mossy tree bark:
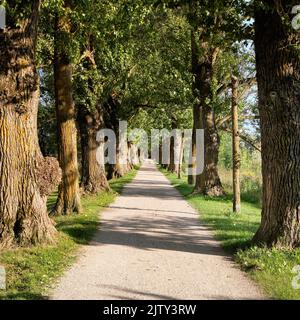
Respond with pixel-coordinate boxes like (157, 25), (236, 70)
(253, 1), (300, 248)
(53, 9), (81, 215)
(0, 0), (60, 248)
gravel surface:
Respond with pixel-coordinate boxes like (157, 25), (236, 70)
(51, 160), (265, 300)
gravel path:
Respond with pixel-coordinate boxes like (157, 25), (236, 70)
(51, 160), (265, 300)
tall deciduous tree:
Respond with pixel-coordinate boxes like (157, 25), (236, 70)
(104, 94), (131, 179)
(167, 115), (180, 174)
(75, 40), (110, 193)
(0, 0), (61, 247)
(189, 4), (225, 196)
(78, 104), (110, 193)
(253, 0), (300, 248)
(53, 1), (81, 215)
(158, 1), (252, 192)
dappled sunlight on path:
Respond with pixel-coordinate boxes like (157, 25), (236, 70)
(51, 160), (265, 300)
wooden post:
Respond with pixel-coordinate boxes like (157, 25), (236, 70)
(232, 75), (241, 213)
(178, 133), (185, 179)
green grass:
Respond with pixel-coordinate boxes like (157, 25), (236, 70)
(160, 168), (300, 300)
(218, 167), (262, 207)
(0, 168), (139, 300)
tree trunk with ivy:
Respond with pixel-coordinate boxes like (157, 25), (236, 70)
(53, 10), (81, 215)
(0, 0), (61, 248)
(253, 1), (300, 248)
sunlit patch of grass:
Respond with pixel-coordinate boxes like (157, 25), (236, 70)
(160, 168), (260, 253)
(161, 167), (300, 300)
(236, 247), (300, 300)
(219, 167), (262, 207)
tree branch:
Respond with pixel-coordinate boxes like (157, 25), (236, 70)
(216, 77), (256, 97)
(220, 127), (261, 152)
(216, 114), (260, 128)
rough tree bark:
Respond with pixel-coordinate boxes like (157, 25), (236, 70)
(253, 1), (300, 248)
(53, 8), (81, 215)
(78, 106), (110, 194)
(191, 31), (225, 196)
(178, 133), (185, 179)
(231, 76), (241, 213)
(195, 101), (224, 196)
(167, 117), (180, 174)
(159, 143), (167, 168)
(77, 40), (110, 194)
(188, 105), (197, 185)
(128, 142), (139, 167)
(0, 1), (61, 248)
(104, 95), (130, 179)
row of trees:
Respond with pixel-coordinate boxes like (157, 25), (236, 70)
(0, 0), (147, 247)
(158, 0), (300, 248)
(0, 0), (299, 249)
(127, 0), (299, 247)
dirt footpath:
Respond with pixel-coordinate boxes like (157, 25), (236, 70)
(51, 160), (265, 300)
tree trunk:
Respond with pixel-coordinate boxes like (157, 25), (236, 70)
(0, 1), (60, 248)
(104, 96), (129, 179)
(253, 1), (300, 248)
(168, 135), (176, 173)
(191, 31), (224, 196)
(159, 143), (168, 169)
(107, 153), (126, 179)
(167, 117), (180, 174)
(195, 104), (224, 196)
(188, 106), (197, 185)
(53, 11), (81, 215)
(178, 133), (185, 179)
(78, 107), (110, 194)
(75, 38), (110, 194)
(231, 76), (241, 213)
(107, 136), (130, 179)
(128, 142), (139, 167)
(159, 143), (162, 165)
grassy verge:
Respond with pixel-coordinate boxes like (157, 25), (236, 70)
(0, 168), (139, 300)
(160, 168), (300, 300)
